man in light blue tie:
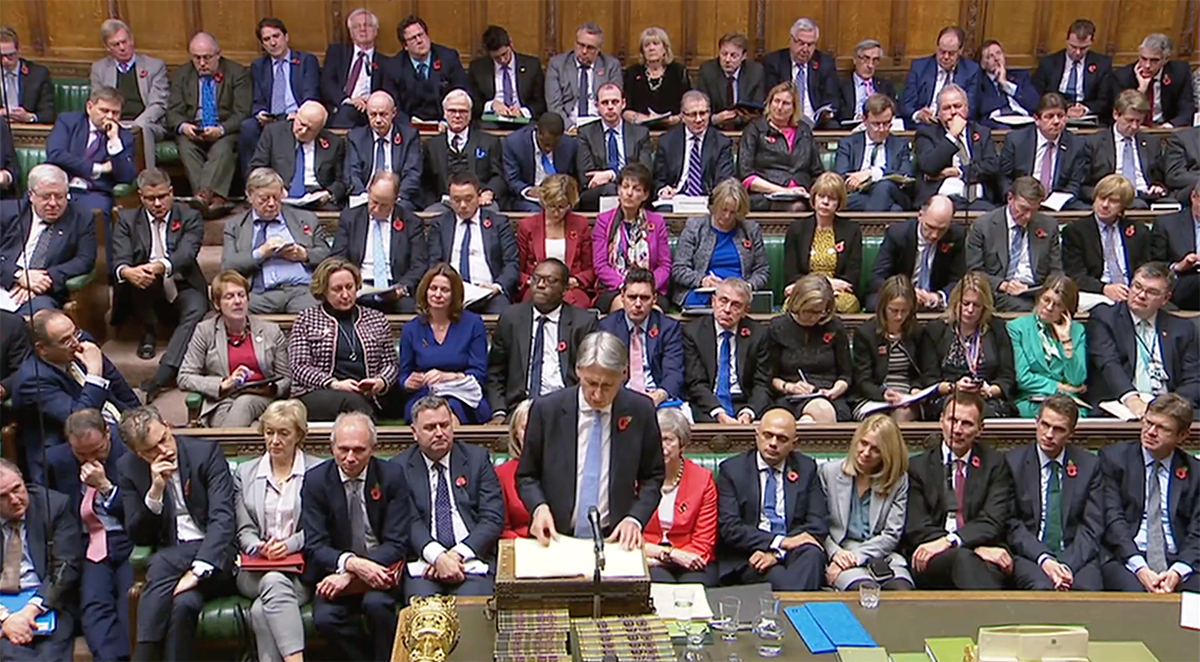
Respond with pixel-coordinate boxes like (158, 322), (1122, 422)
(715, 408), (828, 590)
(518, 331), (666, 551)
(501, 111), (579, 212)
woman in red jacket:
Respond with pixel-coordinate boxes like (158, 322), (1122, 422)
(495, 399), (533, 539)
(642, 408), (719, 586)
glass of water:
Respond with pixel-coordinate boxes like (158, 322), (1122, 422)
(717, 597), (741, 642)
(858, 581), (881, 609)
(753, 596), (783, 657)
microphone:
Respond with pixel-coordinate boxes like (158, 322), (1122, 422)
(587, 506), (604, 568)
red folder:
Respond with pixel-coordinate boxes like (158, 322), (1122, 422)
(239, 552), (305, 574)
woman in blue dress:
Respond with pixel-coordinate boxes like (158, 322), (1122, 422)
(399, 262), (492, 423)
(670, 178), (770, 310)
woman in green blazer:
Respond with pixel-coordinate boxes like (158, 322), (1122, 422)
(1006, 274), (1089, 418)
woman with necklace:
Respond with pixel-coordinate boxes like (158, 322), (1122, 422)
(641, 408), (718, 586)
(739, 81), (824, 211)
(622, 27), (690, 126)
(516, 174), (594, 308)
(1007, 274), (1088, 418)
(288, 258), (398, 420)
(782, 172), (863, 313)
(851, 275), (931, 422)
(399, 263), (491, 423)
(178, 271), (290, 427)
(922, 272), (1016, 418)
(593, 162), (671, 312)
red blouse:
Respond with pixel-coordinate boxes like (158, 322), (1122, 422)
(226, 333), (264, 381)
(496, 459), (531, 539)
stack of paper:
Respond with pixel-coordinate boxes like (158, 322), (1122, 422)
(512, 536), (646, 579)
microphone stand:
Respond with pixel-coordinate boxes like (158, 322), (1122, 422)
(589, 507), (605, 619)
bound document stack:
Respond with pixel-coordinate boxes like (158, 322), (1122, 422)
(512, 536), (647, 579)
(494, 608), (571, 662)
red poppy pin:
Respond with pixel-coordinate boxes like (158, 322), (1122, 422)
(740, 327), (751, 338)
(170, 219), (182, 232)
(1176, 466), (1188, 480)
(618, 416), (632, 431)
(370, 485), (382, 501)
(971, 456), (981, 468)
(291, 57), (301, 65)
(1125, 225), (1135, 237)
(678, 502), (688, 513)
(877, 345), (887, 355)
(1163, 75), (1172, 86)
(393, 132), (403, 145)
(302, 223), (312, 236)
(213, 71), (224, 84)
(20, 63), (28, 76)
(647, 223), (655, 231)
(455, 475), (467, 488)
(483, 218), (493, 229)
(371, 61), (379, 70)
(392, 218), (405, 232)
(742, 239), (752, 250)
(810, 60), (819, 70)
(648, 326), (660, 339)
(1035, 228), (1047, 239)
(765, 135), (776, 144)
(834, 241), (845, 253)
(139, 69), (147, 78)
(786, 470), (799, 482)
(636, 74), (644, 81)
(556, 340), (567, 352)
(595, 68), (604, 76)
(1087, 63), (1097, 73)
(1065, 460), (1078, 477)
(318, 137), (329, 149)
(568, 230), (578, 240)
(184, 479), (192, 499)
(940, 242), (952, 253)
(822, 332), (834, 344)
(433, 59), (442, 72)
(972, 132), (980, 142)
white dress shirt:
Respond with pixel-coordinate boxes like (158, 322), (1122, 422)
(360, 215), (392, 284)
(936, 128), (982, 200)
(922, 67), (954, 116)
(450, 211), (493, 286)
(407, 450), (490, 577)
(1123, 310), (1166, 403)
(487, 60), (531, 117)
(1035, 446), (1064, 564)
(531, 130), (553, 189)
(1057, 58), (1085, 102)
(790, 61), (815, 119)
(0, 519), (40, 590)
(2, 69), (19, 114)
(574, 390), (613, 529)
(300, 140), (317, 188)
(1034, 132), (1058, 189)
(1126, 447), (1191, 580)
(727, 68), (742, 105)
(335, 465), (380, 573)
(988, 75), (1030, 116)
(370, 129), (394, 173)
(1096, 217), (1129, 285)
(1113, 127), (1149, 193)
(253, 452), (306, 548)
(447, 127), (469, 154)
(15, 211), (50, 271)
(859, 136), (888, 180)
(114, 210), (174, 284)
(69, 122), (124, 190)
(544, 238), (566, 263)
(755, 452), (788, 552)
(1006, 208), (1035, 285)
(1147, 72), (1164, 125)
(348, 47), (375, 101)
(852, 73), (874, 119)
(673, 130), (705, 191)
(531, 305), (565, 395)
(656, 488), (679, 544)
(711, 319), (755, 420)
(600, 120), (627, 172)
(625, 317), (658, 392)
(144, 469), (212, 576)
(574, 57), (598, 119)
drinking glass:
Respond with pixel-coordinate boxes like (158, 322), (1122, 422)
(753, 596), (783, 657)
(858, 581), (881, 609)
(717, 597), (741, 642)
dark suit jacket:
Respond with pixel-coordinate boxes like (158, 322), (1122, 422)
(868, 219), (967, 309)
(467, 52), (546, 119)
(516, 386), (666, 534)
(575, 120), (653, 178)
(249, 50), (321, 116)
(762, 49), (839, 118)
(1150, 208), (1199, 308)
(249, 123), (347, 203)
(45, 112), (136, 195)
(117, 436), (236, 572)
(0, 201), (97, 302)
(10, 58), (56, 124)
(0, 310), (29, 394)
(978, 70), (1041, 126)
(737, 117), (824, 193)
(486, 301), (599, 414)
(694, 59), (766, 123)
(598, 309), (684, 400)
(393, 44), (471, 122)
(300, 456), (409, 583)
(1081, 129), (1163, 202)
(330, 203), (427, 293)
(501, 124), (579, 197)
(921, 318), (1016, 400)
(901, 56), (983, 125)
(836, 75), (898, 122)
(1061, 215), (1153, 294)
(966, 206), (1062, 292)
(914, 121), (1001, 206)
(318, 44), (399, 110)
(1104, 61), (1196, 128)
(344, 121), (422, 200)
(393, 442), (503, 564)
(851, 319), (933, 403)
(430, 207), (518, 295)
(999, 125), (1086, 198)
(166, 58), (251, 135)
(45, 437), (132, 561)
(715, 449), (829, 576)
(834, 132), (914, 179)
(113, 202), (206, 295)
(0, 118), (17, 199)
(1162, 126), (1200, 201)
(421, 126), (505, 206)
(782, 215), (862, 287)
(0, 485), (79, 612)
(1084, 302), (1200, 409)
(1101, 440), (1200, 567)
(1031, 50), (1112, 115)
(653, 125), (734, 196)
(904, 438), (1014, 552)
(1005, 443), (1104, 571)
(682, 315), (772, 419)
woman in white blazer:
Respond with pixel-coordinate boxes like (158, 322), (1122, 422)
(818, 414), (914, 590)
(234, 400), (323, 662)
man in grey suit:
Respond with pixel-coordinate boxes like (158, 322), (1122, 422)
(221, 168), (328, 313)
(90, 19), (168, 167)
(545, 22), (623, 130)
(966, 176), (1062, 312)
(694, 33), (765, 130)
(575, 83), (652, 211)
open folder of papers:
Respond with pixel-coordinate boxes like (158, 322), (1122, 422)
(512, 536), (647, 579)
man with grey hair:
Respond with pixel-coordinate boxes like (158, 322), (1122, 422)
(518, 330), (665, 551)
(303, 410), (408, 661)
(838, 38), (897, 123)
(167, 32), (250, 215)
(90, 18), (169, 167)
(321, 8), (401, 129)
(221, 167), (327, 313)
(683, 277), (772, 424)
(763, 18), (839, 127)
(421, 88), (504, 211)
(0, 163), (97, 314)
(1104, 33), (1195, 128)
(344, 90), (422, 212)
(913, 83), (1000, 210)
(545, 22), (623, 129)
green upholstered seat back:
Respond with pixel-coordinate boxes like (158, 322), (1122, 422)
(53, 78), (91, 115)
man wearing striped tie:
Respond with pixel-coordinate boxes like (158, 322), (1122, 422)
(653, 90), (734, 203)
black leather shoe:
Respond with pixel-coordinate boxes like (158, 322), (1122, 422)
(139, 379), (163, 403)
(137, 335), (157, 360)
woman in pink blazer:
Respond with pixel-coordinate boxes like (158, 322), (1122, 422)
(592, 162), (672, 312)
(516, 174), (594, 308)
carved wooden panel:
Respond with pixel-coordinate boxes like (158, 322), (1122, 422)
(196, 0), (263, 62)
(904, 0), (963, 59)
(1112, 0), (1177, 56)
(42, 0), (108, 61)
(267, 0), (334, 58)
(0, 0), (41, 55)
(691, 0), (755, 67)
(832, 0), (893, 70)
(555, 0), (618, 61)
(477, 0), (549, 61)
(980, 0), (1039, 69)
(627, 0), (687, 67)
(762, 0), (825, 56)
(116, 0), (194, 62)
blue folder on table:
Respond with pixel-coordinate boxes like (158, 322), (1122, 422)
(785, 602), (876, 654)
(0, 590), (58, 634)
(784, 605), (835, 654)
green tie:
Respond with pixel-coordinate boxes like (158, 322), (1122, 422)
(1043, 460), (1063, 554)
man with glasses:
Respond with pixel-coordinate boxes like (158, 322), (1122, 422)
(575, 83), (653, 211)
(0, 26), (54, 124)
(837, 39), (897, 124)
(167, 32), (250, 216)
(395, 15), (469, 123)
(112, 168), (207, 400)
(1032, 19), (1112, 120)
(653, 91), (733, 202)
(1099, 393), (1200, 592)
(834, 94), (913, 211)
(1086, 262), (1200, 418)
(682, 278), (771, 424)
(545, 22), (623, 129)
(763, 18), (839, 128)
(421, 89), (504, 213)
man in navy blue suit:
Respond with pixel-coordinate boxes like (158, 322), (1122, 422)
(394, 396), (502, 600)
(303, 412), (408, 662)
(430, 171), (517, 314)
(502, 112), (578, 212)
(716, 407), (829, 590)
(598, 267), (684, 406)
(394, 15), (470, 123)
(653, 92), (734, 202)
(866, 195), (964, 311)
(45, 409), (132, 662)
(0, 164), (97, 315)
(913, 85), (1001, 210)
(320, 8), (400, 129)
(977, 40), (1040, 129)
(237, 18), (321, 178)
(1031, 19), (1112, 120)
(834, 94), (914, 211)
(12, 309), (138, 485)
(45, 86), (135, 226)
(1152, 182), (1200, 310)
(344, 91), (422, 213)
(901, 26), (982, 127)
(762, 18), (838, 128)
(0, 118), (17, 202)
(999, 92), (1087, 204)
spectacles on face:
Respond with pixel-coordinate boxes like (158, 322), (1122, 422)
(531, 273), (562, 286)
(1130, 280), (1167, 299)
(681, 109), (709, 119)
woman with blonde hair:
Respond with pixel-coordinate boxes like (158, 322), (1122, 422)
(670, 178), (770, 309)
(769, 274), (852, 422)
(516, 174), (594, 308)
(623, 27), (691, 124)
(496, 399), (534, 539)
(738, 81), (825, 211)
(818, 414), (913, 590)
(782, 172), (863, 313)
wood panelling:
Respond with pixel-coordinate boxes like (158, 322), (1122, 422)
(4, 0), (1195, 80)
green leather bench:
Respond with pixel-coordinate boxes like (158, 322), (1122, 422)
(52, 78), (90, 115)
